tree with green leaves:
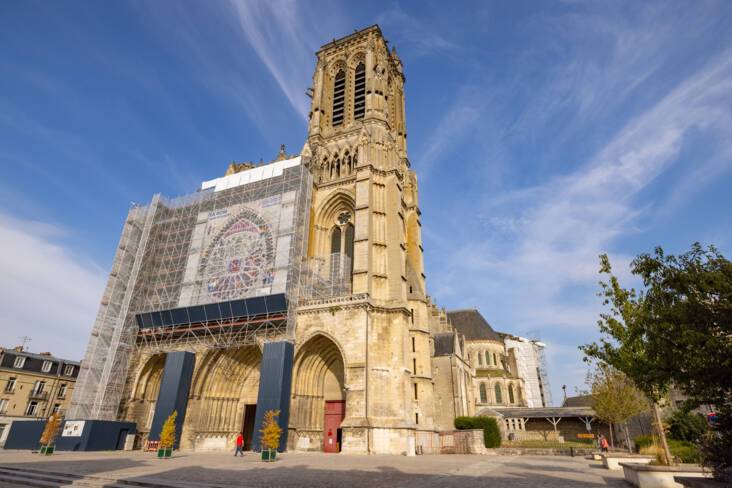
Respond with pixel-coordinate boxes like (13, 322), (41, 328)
(582, 243), (731, 480)
(587, 365), (649, 452)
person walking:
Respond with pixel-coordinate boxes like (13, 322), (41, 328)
(599, 434), (609, 453)
(234, 432), (245, 457)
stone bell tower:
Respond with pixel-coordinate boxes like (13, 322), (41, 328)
(302, 24), (424, 301)
(294, 25), (436, 454)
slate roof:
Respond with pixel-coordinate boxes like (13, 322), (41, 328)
(563, 394), (596, 408)
(480, 406), (597, 418)
(447, 309), (503, 342)
(433, 333), (456, 356)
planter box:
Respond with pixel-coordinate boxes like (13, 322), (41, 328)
(602, 453), (654, 470)
(157, 447), (173, 458)
(674, 477), (729, 488)
(39, 445), (54, 455)
(261, 449), (277, 462)
(621, 462), (710, 488)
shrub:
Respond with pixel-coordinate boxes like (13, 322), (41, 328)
(159, 411), (177, 449)
(454, 416), (501, 448)
(39, 413), (62, 446)
(667, 409), (708, 443)
(259, 409), (282, 451)
(636, 435), (701, 463)
(634, 435), (654, 452)
(700, 407), (732, 482)
(668, 439), (701, 464)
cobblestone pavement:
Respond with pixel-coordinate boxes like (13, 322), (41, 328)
(0, 450), (627, 487)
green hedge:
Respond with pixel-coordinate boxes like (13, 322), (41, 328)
(454, 416), (501, 448)
(633, 435), (701, 463)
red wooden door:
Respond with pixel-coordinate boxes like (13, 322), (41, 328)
(323, 400), (345, 453)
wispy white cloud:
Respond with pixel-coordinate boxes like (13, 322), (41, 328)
(227, 0), (348, 121)
(427, 44), (732, 402)
(0, 211), (105, 359)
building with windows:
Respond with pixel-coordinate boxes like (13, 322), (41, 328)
(65, 25), (554, 455)
(0, 346), (79, 446)
(447, 309), (551, 411)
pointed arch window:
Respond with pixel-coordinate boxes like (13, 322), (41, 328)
(329, 213), (354, 284)
(353, 63), (365, 120)
(494, 383), (503, 404)
(508, 384), (515, 404)
(479, 383), (487, 403)
(332, 70), (346, 126)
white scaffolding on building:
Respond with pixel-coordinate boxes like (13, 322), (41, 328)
(69, 158), (312, 420)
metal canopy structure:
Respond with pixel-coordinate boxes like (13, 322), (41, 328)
(69, 159), (312, 421)
(135, 294), (289, 353)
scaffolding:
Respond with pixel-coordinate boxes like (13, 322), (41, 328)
(69, 159), (312, 420)
(299, 253), (352, 300)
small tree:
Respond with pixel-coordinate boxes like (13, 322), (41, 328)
(39, 413), (62, 447)
(581, 254), (673, 465)
(588, 365), (649, 452)
(259, 409), (282, 451)
(159, 411), (177, 450)
(582, 244), (732, 480)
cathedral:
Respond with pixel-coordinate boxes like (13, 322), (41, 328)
(67, 25), (550, 455)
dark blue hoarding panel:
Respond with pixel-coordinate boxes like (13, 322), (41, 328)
(135, 293), (287, 330)
(148, 351), (195, 449)
(252, 341), (294, 452)
(55, 420), (136, 451)
(3, 420), (45, 450)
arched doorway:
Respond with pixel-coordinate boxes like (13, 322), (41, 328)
(129, 353), (166, 445)
(191, 346), (261, 450)
(291, 334), (345, 452)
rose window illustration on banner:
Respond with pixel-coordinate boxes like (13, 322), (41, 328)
(200, 208), (275, 301)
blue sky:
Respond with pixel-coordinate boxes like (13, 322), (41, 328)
(1, 1), (731, 404)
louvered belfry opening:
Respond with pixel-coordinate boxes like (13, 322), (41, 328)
(332, 70), (346, 126)
(353, 63), (365, 120)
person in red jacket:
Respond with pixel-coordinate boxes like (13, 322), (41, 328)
(599, 434), (609, 453)
(234, 432), (244, 457)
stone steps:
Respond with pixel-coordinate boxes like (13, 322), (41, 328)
(0, 466), (241, 488)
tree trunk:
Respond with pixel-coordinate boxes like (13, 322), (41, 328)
(624, 422), (633, 453)
(609, 422), (614, 448)
(652, 401), (672, 465)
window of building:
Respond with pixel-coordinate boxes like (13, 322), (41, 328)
(5, 377), (16, 393)
(0, 423), (6, 440)
(13, 356), (26, 369)
(64, 365), (74, 376)
(25, 401), (38, 416)
(485, 351), (490, 366)
(415, 412), (419, 425)
(42, 361), (52, 373)
(329, 219), (355, 281)
(479, 383), (487, 403)
(493, 353), (497, 366)
(413, 383), (418, 400)
(330, 226), (341, 256)
(33, 381), (45, 394)
(494, 384), (503, 404)
(412, 358), (417, 375)
(0, 399), (7, 414)
(52, 403), (61, 415)
(353, 63), (365, 120)
(411, 337), (415, 352)
(478, 352), (483, 366)
(508, 384), (515, 404)
(58, 384), (67, 399)
(332, 70), (345, 126)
